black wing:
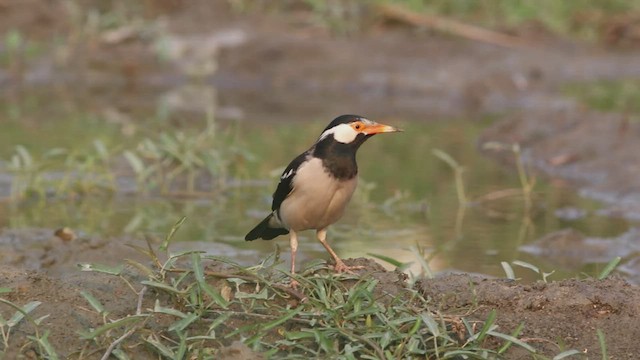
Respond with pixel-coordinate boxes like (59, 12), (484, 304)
(271, 151), (309, 211)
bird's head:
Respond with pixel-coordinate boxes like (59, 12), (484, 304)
(318, 114), (402, 145)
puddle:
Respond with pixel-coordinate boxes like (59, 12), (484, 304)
(0, 88), (633, 282)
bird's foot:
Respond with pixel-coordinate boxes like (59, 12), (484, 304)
(333, 260), (365, 274)
(289, 278), (300, 289)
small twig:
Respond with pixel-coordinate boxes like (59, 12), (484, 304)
(377, 3), (534, 50)
(136, 286), (147, 315)
(338, 325), (386, 359)
(204, 269), (308, 302)
(165, 268), (308, 302)
(208, 310), (313, 325)
(474, 188), (525, 203)
(100, 326), (137, 360)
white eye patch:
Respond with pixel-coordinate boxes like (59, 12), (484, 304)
(318, 123), (359, 144)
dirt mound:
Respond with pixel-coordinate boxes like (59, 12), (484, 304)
(1, 267), (147, 359)
(418, 273), (640, 358)
(2, 259), (640, 358)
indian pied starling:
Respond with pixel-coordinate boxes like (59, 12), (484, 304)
(245, 114), (401, 286)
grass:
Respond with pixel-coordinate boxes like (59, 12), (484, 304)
(69, 225), (547, 359)
(0, 296), (55, 358)
(1, 116), (248, 201)
(1, 215), (626, 358)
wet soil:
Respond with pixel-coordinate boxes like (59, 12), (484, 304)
(3, 1), (640, 358)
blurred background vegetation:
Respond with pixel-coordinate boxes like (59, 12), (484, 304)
(1, 0), (639, 279)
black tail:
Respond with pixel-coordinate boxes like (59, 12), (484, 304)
(245, 213), (289, 241)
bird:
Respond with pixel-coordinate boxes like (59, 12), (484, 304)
(245, 114), (401, 286)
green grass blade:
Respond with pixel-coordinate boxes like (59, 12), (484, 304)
(597, 328), (608, 360)
(227, 307), (302, 339)
(487, 330), (536, 353)
(471, 309), (497, 343)
(553, 349), (583, 359)
(80, 291), (106, 315)
(512, 260), (540, 274)
(160, 216), (187, 251)
(598, 257), (621, 279)
(410, 246), (433, 278)
(123, 150), (145, 175)
(77, 263), (124, 275)
(124, 259), (155, 278)
(175, 332), (187, 360)
(192, 253), (229, 308)
(260, 307), (303, 332)
(367, 253), (404, 268)
(432, 148), (460, 169)
(153, 300), (188, 318)
(79, 315), (146, 339)
(498, 322), (524, 354)
(169, 313), (199, 332)
(27, 330), (59, 360)
(112, 348), (131, 360)
(7, 301), (41, 327)
(145, 335), (175, 358)
(34, 314), (50, 326)
(208, 312), (232, 336)
(140, 281), (187, 295)
(420, 313), (438, 337)
(501, 261), (515, 280)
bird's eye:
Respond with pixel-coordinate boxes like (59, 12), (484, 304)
(354, 123), (362, 130)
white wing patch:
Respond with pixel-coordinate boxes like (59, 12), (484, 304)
(281, 168), (295, 179)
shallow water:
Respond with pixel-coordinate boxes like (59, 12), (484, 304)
(0, 89), (632, 281)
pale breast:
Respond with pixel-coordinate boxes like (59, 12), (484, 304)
(279, 158), (358, 231)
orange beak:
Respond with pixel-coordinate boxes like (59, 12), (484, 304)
(362, 122), (403, 135)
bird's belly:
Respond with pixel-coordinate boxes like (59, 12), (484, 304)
(280, 176), (357, 231)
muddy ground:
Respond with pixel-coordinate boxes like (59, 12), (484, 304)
(3, 242), (640, 358)
(3, 1), (640, 358)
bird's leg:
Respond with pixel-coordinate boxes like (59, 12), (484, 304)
(316, 228), (364, 273)
(289, 230), (299, 288)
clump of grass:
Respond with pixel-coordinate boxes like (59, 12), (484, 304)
(5, 140), (118, 200)
(123, 114), (241, 195)
(0, 292), (57, 358)
(1, 116), (248, 201)
(70, 218), (550, 359)
(2, 216), (594, 358)
(502, 256), (623, 283)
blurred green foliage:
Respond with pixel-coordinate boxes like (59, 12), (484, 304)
(230, 0), (640, 40)
(565, 80), (640, 116)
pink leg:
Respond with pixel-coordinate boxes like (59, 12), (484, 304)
(289, 230), (299, 288)
(316, 228), (363, 273)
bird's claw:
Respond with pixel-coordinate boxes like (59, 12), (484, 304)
(289, 279), (300, 289)
(333, 260), (364, 274)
